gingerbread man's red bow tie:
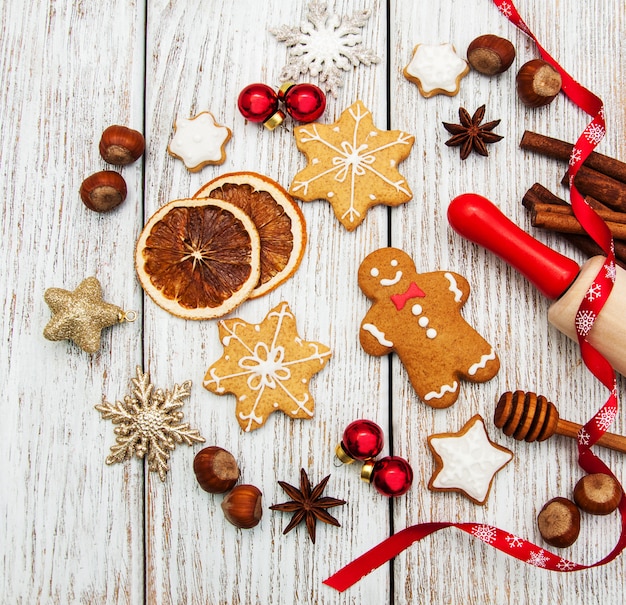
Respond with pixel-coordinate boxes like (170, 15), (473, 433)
(390, 282), (425, 310)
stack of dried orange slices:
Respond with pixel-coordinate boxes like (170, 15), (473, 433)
(135, 172), (306, 319)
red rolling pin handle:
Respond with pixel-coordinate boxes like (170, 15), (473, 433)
(447, 193), (580, 300)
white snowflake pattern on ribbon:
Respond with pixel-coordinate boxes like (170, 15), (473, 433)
(605, 261), (617, 282)
(497, 2), (513, 18)
(575, 309), (597, 336)
(527, 549), (550, 568)
(505, 534), (524, 548)
(584, 123), (606, 145)
(585, 283), (602, 302)
(568, 147), (583, 167)
(595, 406), (618, 431)
(471, 524), (497, 544)
(577, 427), (591, 446)
(556, 558), (577, 571)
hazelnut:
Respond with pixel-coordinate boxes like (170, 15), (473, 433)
(193, 446), (240, 494)
(537, 497), (580, 548)
(467, 34), (516, 75)
(516, 59), (562, 108)
(221, 484), (263, 529)
(573, 473), (622, 515)
(99, 125), (145, 166)
(79, 170), (127, 212)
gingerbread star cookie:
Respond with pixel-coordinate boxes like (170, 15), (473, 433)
(427, 415), (513, 505)
(289, 100), (414, 231)
(403, 43), (469, 97)
(168, 111), (232, 171)
(358, 248), (500, 408)
(204, 302), (332, 432)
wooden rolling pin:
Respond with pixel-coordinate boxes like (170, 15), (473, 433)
(448, 193), (626, 376)
(494, 390), (626, 454)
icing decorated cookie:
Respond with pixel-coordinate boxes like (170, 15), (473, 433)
(358, 247), (500, 408)
(427, 415), (513, 505)
(403, 43), (469, 97)
(289, 100), (414, 231)
(204, 302), (332, 432)
(168, 111), (232, 171)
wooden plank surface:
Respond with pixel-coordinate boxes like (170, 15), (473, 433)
(0, 1), (147, 603)
(390, 1), (626, 604)
(1, 0), (624, 603)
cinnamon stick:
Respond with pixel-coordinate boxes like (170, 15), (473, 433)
(561, 165), (626, 212)
(522, 182), (567, 209)
(520, 131), (626, 184)
(522, 183), (626, 269)
(531, 202), (626, 226)
(531, 208), (626, 240)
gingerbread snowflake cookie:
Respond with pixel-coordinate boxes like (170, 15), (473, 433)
(358, 248), (499, 408)
(289, 100), (414, 231)
(403, 43), (469, 97)
(427, 415), (513, 505)
(204, 302), (332, 432)
(168, 111), (232, 171)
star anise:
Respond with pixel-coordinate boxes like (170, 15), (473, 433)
(269, 468), (346, 544)
(442, 105), (503, 160)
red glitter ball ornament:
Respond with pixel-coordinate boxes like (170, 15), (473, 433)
(237, 83), (284, 128)
(280, 82), (326, 122)
(369, 456), (413, 497)
(339, 419), (384, 462)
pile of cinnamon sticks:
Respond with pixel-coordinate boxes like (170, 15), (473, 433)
(520, 130), (626, 269)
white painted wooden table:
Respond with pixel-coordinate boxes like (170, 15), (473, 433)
(2, 0), (625, 603)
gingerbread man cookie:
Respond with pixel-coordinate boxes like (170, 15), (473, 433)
(358, 248), (499, 408)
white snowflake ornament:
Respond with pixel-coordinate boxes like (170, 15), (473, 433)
(270, 1), (380, 97)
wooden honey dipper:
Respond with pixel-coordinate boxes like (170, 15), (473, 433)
(494, 390), (626, 454)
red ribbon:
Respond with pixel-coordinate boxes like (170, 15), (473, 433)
(324, 0), (624, 592)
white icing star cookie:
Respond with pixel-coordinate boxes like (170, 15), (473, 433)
(403, 43), (469, 98)
(168, 111), (232, 172)
(427, 415), (513, 505)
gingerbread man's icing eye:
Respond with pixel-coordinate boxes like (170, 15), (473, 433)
(370, 267), (380, 277)
(391, 259), (398, 267)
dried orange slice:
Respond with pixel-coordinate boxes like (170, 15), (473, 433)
(194, 172), (306, 298)
(135, 198), (261, 319)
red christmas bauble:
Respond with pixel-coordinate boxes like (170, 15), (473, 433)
(282, 83), (326, 122)
(237, 83), (281, 123)
(341, 419), (384, 461)
(371, 456), (413, 497)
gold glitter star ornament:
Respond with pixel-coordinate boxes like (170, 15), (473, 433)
(289, 100), (414, 231)
(204, 302), (332, 432)
(96, 366), (205, 481)
(43, 276), (136, 353)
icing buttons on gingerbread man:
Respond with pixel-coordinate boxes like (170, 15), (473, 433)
(358, 248), (500, 408)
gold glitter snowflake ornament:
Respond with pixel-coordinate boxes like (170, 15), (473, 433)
(204, 302), (332, 432)
(96, 366), (205, 481)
